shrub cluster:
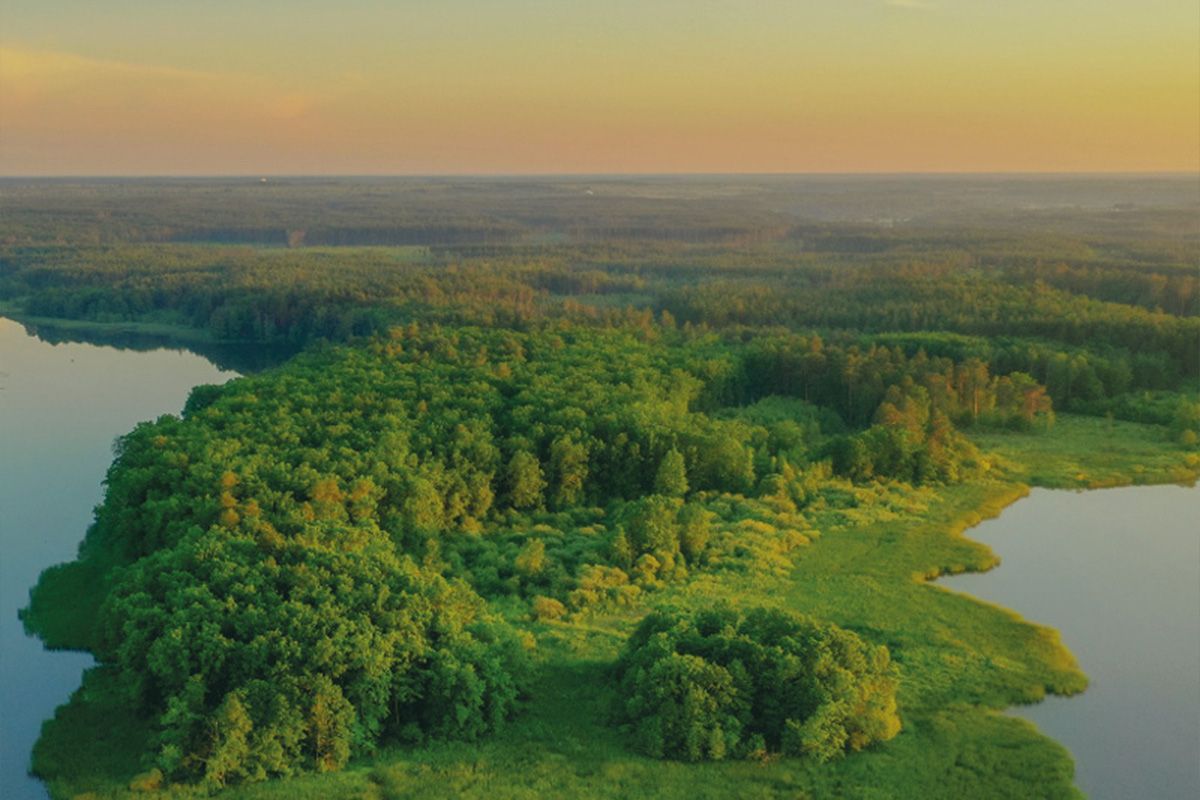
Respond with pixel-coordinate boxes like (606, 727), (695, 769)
(612, 606), (900, 762)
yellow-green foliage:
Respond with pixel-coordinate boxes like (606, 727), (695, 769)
(530, 596), (567, 622)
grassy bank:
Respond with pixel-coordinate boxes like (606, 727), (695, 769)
(973, 415), (1200, 489)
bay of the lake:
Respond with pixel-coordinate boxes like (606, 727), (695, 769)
(941, 484), (1200, 800)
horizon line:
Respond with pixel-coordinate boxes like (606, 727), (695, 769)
(2, 170), (1198, 181)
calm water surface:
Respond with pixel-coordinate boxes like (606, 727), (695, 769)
(0, 317), (237, 799)
(942, 484), (1200, 800)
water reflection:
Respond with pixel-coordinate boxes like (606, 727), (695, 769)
(0, 317), (238, 799)
(11, 317), (298, 375)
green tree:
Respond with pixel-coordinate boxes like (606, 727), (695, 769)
(613, 606), (900, 762)
(506, 451), (546, 510)
(404, 476), (445, 530)
(309, 677), (354, 773)
(514, 538), (547, 578)
(654, 449), (689, 497)
(205, 692), (253, 788)
(677, 503), (712, 562)
(625, 495), (682, 557)
(549, 436), (589, 508)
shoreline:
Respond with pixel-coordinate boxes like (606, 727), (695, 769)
(938, 482), (1200, 799)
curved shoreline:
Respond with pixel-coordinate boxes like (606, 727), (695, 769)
(938, 481), (1200, 800)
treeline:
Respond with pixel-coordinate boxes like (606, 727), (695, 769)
(5, 243), (1195, 364)
(865, 332), (1199, 430)
(740, 336), (1052, 429)
(3, 246), (546, 342)
(661, 273), (1200, 383)
(1002, 261), (1198, 317)
(4, 240), (1193, 442)
(737, 336), (1053, 483)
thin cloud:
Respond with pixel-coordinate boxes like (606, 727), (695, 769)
(884, 0), (937, 9)
(0, 45), (321, 120)
(0, 45), (334, 173)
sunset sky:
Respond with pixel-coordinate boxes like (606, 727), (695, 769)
(2, 1), (1197, 175)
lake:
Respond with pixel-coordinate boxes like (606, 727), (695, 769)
(0, 317), (238, 799)
(941, 484), (1200, 800)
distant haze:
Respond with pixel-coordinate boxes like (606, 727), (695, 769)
(1, 1), (1197, 175)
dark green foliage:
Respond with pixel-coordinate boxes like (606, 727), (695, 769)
(99, 522), (528, 784)
(612, 606), (901, 762)
(664, 274), (1199, 382)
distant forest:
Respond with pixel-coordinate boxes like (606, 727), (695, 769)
(2, 177), (1196, 425)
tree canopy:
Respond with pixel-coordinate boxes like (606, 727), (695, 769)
(612, 606), (901, 762)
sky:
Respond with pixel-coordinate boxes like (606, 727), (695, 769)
(1, 1), (1197, 175)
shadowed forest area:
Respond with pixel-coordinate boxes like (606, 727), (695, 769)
(4, 176), (1198, 799)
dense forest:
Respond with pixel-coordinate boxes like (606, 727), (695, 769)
(8, 177), (1199, 800)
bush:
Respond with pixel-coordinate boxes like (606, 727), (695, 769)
(612, 606), (900, 762)
(531, 596), (567, 621)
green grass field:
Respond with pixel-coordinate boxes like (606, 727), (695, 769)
(972, 415), (1200, 489)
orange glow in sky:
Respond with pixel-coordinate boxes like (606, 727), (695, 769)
(1, 1), (1197, 174)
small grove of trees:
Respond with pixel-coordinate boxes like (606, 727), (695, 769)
(742, 338), (1056, 432)
(612, 606), (900, 762)
(613, 495), (714, 582)
(823, 379), (991, 484)
(98, 526), (529, 788)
